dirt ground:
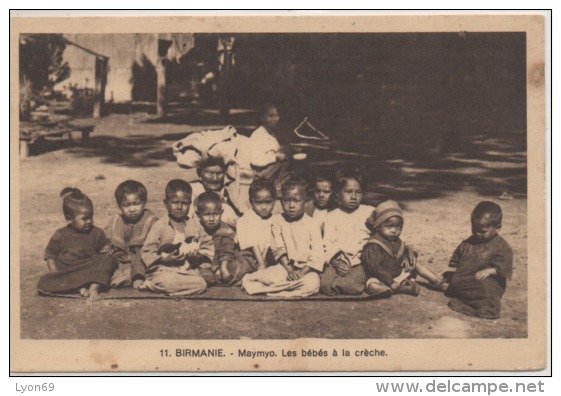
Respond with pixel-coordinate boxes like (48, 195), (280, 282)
(17, 110), (528, 340)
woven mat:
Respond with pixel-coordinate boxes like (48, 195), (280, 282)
(38, 287), (373, 301)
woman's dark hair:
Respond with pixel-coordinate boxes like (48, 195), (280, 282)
(196, 157), (226, 177)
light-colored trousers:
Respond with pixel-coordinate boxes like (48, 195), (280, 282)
(241, 264), (320, 298)
(142, 265), (207, 296)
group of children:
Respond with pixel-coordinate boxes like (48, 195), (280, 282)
(38, 168), (513, 320)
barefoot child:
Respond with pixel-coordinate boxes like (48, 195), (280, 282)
(446, 201), (513, 319)
(362, 200), (448, 298)
(320, 169), (374, 295)
(304, 172), (336, 234)
(242, 177), (324, 297)
(233, 180), (276, 284)
(37, 188), (116, 301)
(105, 180), (158, 288)
(140, 180), (210, 296)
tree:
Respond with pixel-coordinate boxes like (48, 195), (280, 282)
(19, 34), (70, 120)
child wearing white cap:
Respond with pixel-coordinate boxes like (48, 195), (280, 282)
(361, 200), (448, 298)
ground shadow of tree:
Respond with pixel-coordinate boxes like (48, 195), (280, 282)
(59, 118), (526, 205)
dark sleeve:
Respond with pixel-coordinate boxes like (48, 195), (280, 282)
(449, 241), (468, 268)
(130, 250), (146, 280)
(44, 230), (63, 260)
(491, 241), (514, 280)
(361, 244), (396, 286)
(214, 234), (235, 263)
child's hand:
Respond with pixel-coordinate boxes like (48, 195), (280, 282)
(285, 267), (298, 281)
(331, 259), (351, 276)
(287, 269), (303, 282)
(475, 267), (496, 281)
(132, 279), (144, 289)
(100, 244), (115, 256)
(390, 281), (401, 291)
(405, 249), (417, 271)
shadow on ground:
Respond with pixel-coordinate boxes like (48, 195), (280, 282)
(25, 101), (527, 205)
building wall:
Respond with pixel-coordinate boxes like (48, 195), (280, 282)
(55, 33), (194, 102)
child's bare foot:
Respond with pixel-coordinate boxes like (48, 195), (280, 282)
(132, 279), (144, 289)
(79, 287), (90, 297)
(87, 283), (102, 302)
(428, 279), (449, 292)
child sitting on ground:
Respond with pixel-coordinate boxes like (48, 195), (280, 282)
(241, 177), (324, 298)
(446, 201), (513, 319)
(362, 200), (448, 298)
(304, 171), (336, 234)
(105, 180), (158, 289)
(188, 157), (240, 227)
(37, 188), (116, 301)
(193, 191), (254, 287)
(320, 169), (374, 295)
(140, 180), (211, 296)
(233, 180), (276, 284)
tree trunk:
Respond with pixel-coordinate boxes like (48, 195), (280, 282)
(20, 76), (32, 121)
(156, 57), (167, 118)
(93, 57), (108, 118)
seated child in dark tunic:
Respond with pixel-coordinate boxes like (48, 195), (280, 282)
(446, 201), (513, 319)
(361, 200), (448, 298)
(194, 192), (254, 286)
(104, 180), (158, 288)
(37, 188), (116, 301)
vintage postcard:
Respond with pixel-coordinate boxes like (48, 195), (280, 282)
(10, 13), (546, 373)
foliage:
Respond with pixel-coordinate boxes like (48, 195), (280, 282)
(19, 34), (70, 90)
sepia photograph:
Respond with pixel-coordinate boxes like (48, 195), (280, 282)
(10, 13), (546, 373)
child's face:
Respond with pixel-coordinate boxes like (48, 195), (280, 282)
(313, 180), (333, 210)
(471, 215), (500, 241)
(261, 107), (280, 131)
(200, 165), (225, 192)
(377, 216), (403, 241)
(251, 189), (275, 219)
(164, 191), (192, 222)
(67, 206), (94, 233)
(119, 193), (146, 222)
(281, 186), (306, 220)
(197, 201), (223, 231)
(338, 178), (363, 212)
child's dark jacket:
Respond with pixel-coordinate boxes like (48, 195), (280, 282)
(449, 234), (513, 284)
(361, 234), (414, 286)
(447, 234), (513, 319)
